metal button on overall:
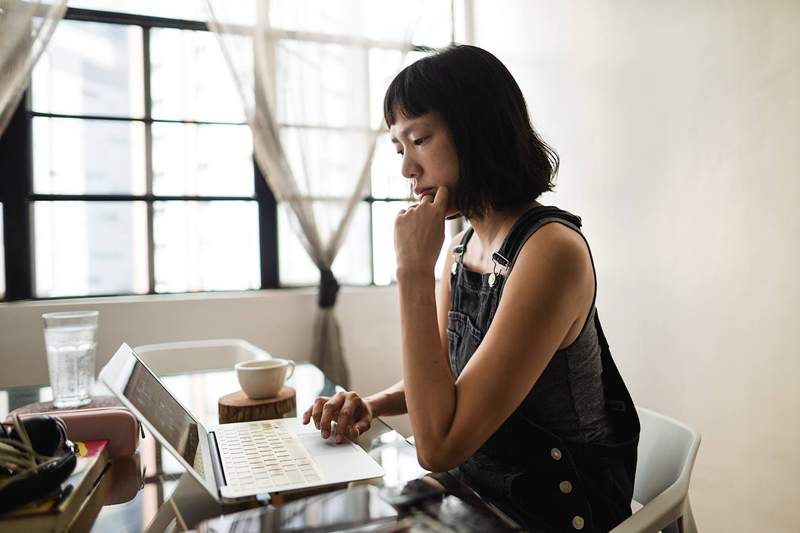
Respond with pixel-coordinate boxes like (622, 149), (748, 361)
(559, 480), (573, 494)
(550, 447), (562, 461)
(572, 515), (585, 530)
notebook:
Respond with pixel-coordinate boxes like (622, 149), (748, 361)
(99, 343), (385, 503)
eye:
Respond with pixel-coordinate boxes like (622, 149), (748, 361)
(413, 136), (428, 146)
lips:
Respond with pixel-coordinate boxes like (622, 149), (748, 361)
(414, 187), (436, 199)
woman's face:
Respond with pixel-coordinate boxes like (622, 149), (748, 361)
(390, 111), (459, 216)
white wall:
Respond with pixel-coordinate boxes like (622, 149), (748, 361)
(472, 1), (799, 531)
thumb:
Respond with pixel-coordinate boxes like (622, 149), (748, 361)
(433, 186), (449, 210)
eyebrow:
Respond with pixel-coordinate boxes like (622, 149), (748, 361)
(390, 121), (430, 143)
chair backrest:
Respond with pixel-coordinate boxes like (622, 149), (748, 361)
(134, 339), (271, 375)
(634, 407), (701, 504)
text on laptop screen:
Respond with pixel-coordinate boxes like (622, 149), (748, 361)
(122, 360), (205, 476)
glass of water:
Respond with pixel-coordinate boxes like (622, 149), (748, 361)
(42, 310), (98, 408)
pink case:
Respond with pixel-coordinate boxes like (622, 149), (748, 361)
(20, 407), (142, 458)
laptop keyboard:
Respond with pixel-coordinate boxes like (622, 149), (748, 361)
(216, 421), (323, 492)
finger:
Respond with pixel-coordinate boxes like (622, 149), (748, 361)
(354, 414), (372, 436)
(319, 395), (345, 438)
(302, 405), (313, 424)
(419, 193), (434, 204)
(335, 393), (361, 443)
(311, 397), (328, 429)
(432, 186), (449, 209)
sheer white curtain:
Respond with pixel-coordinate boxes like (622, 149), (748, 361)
(205, 1), (420, 387)
(0, 0), (66, 134)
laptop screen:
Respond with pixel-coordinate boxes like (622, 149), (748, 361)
(122, 359), (206, 477)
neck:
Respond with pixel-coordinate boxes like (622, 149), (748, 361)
(467, 201), (541, 254)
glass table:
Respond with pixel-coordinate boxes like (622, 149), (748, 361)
(0, 363), (428, 532)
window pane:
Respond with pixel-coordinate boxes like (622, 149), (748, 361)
(150, 29), (245, 122)
(368, 49), (431, 129)
(372, 201), (454, 286)
(152, 123), (254, 197)
(411, 0), (453, 47)
(276, 40), (369, 129)
(0, 203), (4, 299)
(269, 0), (425, 42)
(153, 201), (260, 293)
(34, 202), (149, 297)
(32, 20), (144, 118)
(33, 117), (146, 195)
(371, 133), (411, 199)
(278, 202), (371, 286)
(281, 127), (374, 198)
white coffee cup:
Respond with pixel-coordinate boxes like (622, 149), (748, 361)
(235, 358), (296, 400)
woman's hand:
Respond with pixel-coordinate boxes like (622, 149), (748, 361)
(395, 187), (450, 275)
(302, 391), (375, 444)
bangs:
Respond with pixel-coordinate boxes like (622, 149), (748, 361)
(383, 57), (441, 127)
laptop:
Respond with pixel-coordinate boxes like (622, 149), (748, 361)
(99, 343), (385, 503)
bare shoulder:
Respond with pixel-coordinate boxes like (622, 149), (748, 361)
(525, 222), (589, 263)
(495, 221), (594, 347)
(512, 221), (593, 286)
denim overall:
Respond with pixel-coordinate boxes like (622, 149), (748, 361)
(447, 206), (640, 532)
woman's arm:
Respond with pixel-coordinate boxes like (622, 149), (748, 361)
(303, 259), (456, 443)
(396, 190), (590, 472)
(364, 223), (459, 421)
(365, 380), (407, 417)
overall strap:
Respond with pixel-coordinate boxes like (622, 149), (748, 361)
(453, 226), (475, 257)
(448, 228), (475, 311)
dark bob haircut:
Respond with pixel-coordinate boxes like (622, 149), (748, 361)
(383, 45), (558, 219)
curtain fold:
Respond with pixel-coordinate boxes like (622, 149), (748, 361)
(0, 0), (66, 135)
(205, 1), (419, 387)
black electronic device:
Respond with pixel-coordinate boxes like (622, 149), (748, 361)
(0, 415), (77, 513)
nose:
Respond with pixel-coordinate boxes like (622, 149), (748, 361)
(401, 153), (420, 181)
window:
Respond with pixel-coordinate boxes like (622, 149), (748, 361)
(0, 2), (462, 300)
(272, 2), (459, 286)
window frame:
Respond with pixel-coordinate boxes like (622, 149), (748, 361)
(0, 5), (456, 301)
(0, 7), (279, 301)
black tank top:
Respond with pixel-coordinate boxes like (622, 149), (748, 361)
(447, 206), (640, 532)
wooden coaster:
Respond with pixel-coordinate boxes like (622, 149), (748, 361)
(218, 386), (296, 424)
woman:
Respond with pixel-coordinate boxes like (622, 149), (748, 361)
(303, 45), (640, 532)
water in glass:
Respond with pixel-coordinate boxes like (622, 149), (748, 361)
(45, 324), (96, 408)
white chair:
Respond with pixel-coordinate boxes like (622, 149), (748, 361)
(133, 339), (270, 375)
(611, 407), (701, 533)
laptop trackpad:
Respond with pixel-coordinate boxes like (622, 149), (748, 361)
(297, 433), (363, 456)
